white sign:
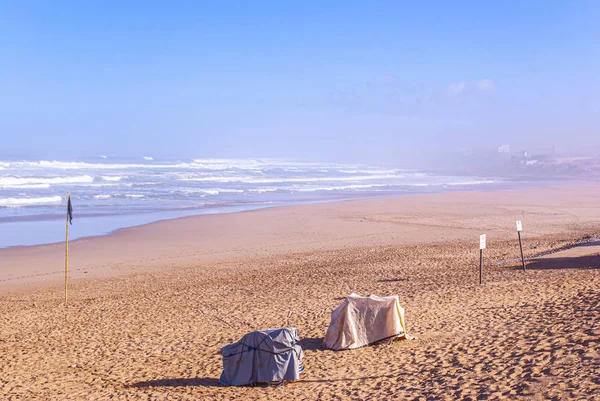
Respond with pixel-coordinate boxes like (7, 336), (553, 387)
(516, 220), (523, 232)
(480, 234), (486, 250)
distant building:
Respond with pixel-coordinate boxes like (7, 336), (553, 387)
(498, 144), (510, 153)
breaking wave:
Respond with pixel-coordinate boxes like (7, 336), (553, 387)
(0, 175), (94, 187)
(0, 157), (501, 225)
(0, 158), (371, 172)
(0, 196), (63, 207)
(99, 176), (125, 182)
(179, 174), (406, 184)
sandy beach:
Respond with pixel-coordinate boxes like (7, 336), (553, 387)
(1, 184), (599, 400)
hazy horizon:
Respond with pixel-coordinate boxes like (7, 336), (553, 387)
(1, 1), (599, 166)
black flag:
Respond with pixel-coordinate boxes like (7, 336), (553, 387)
(67, 194), (73, 225)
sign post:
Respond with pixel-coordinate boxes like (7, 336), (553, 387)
(479, 234), (486, 284)
(516, 220), (525, 271)
(65, 193), (70, 303)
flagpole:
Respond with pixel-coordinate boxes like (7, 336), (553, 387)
(65, 191), (70, 304)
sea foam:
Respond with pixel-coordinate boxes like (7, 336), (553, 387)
(0, 196), (63, 207)
(0, 175), (94, 187)
(0, 157), (501, 225)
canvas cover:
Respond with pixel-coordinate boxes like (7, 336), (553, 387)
(323, 293), (409, 350)
(220, 327), (304, 386)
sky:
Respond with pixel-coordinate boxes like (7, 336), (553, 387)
(0, 1), (599, 165)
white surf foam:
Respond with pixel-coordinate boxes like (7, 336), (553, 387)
(446, 180), (496, 186)
(201, 188), (244, 195)
(99, 176), (125, 182)
(0, 175), (94, 187)
(180, 173), (406, 184)
(294, 184), (391, 192)
(338, 169), (399, 174)
(0, 183), (52, 189)
(175, 188), (246, 196)
(0, 196), (63, 207)
(0, 160), (268, 171)
(0, 158), (373, 174)
(248, 188), (278, 193)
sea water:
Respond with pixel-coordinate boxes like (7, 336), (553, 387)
(0, 157), (501, 247)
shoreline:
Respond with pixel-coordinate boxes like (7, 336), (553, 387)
(2, 183), (600, 294)
(0, 195), (382, 250)
(0, 202), (281, 250)
(0, 184), (538, 251)
(0, 180), (567, 249)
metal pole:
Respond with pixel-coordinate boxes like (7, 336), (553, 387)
(518, 231), (525, 271)
(479, 249), (483, 284)
(65, 192), (70, 303)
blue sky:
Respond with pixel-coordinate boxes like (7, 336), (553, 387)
(1, 1), (599, 164)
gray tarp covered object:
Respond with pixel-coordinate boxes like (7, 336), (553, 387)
(220, 327), (304, 386)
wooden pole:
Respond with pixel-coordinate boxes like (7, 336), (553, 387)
(479, 249), (483, 285)
(65, 192), (70, 304)
(518, 231), (526, 271)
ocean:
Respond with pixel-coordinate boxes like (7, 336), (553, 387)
(0, 157), (501, 248)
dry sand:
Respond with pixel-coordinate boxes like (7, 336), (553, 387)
(1, 184), (599, 400)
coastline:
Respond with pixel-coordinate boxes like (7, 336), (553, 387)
(0, 156), (515, 248)
(0, 195), (394, 249)
(1, 183), (600, 294)
(0, 202), (282, 249)
(0, 179), (566, 249)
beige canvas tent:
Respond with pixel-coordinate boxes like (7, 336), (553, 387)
(323, 293), (409, 350)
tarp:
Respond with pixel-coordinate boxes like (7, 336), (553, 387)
(323, 293), (409, 350)
(220, 327), (304, 386)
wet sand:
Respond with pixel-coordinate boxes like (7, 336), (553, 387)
(1, 185), (599, 400)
